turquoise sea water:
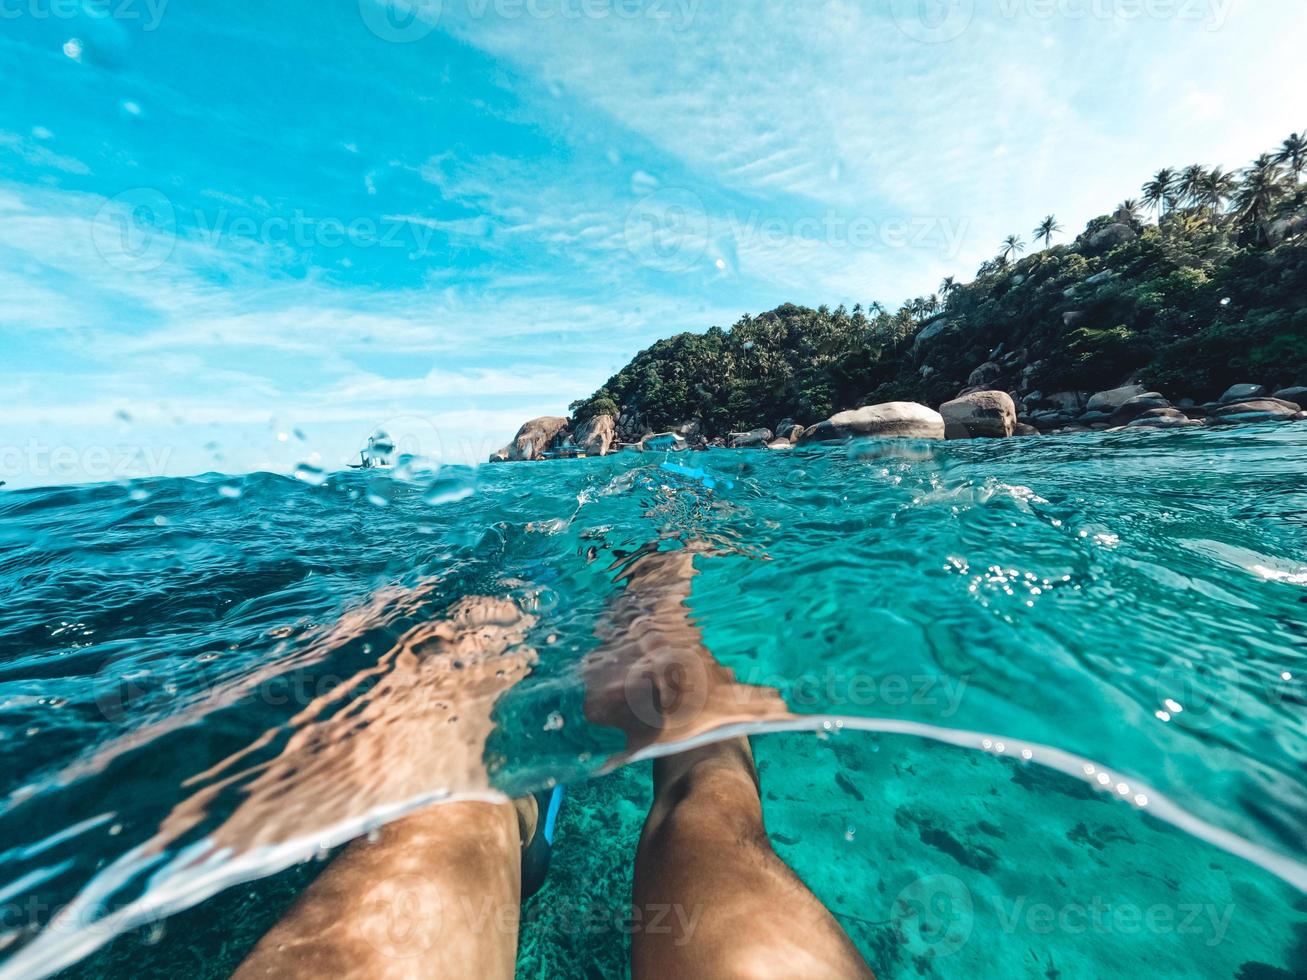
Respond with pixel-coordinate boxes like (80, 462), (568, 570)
(2, 426), (1306, 977)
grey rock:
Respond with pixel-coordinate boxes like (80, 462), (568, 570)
(968, 361), (1003, 388)
(1088, 222), (1136, 251)
(799, 402), (945, 444)
(912, 318), (954, 357)
(1205, 399), (1301, 425)
(1045, 391), (1089, 413)
(1086, 384), (1148, 414)
(1271, 387), (1307, 410)
(1219, 384), (1267, 404)
(729, 428), (774, 449)
(1126, 408), (1200, 429)
(1109, 392), (1171, 427)
(941, 391), (1017, 439)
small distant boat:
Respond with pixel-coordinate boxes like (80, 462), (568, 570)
(348, 434), (396, 471)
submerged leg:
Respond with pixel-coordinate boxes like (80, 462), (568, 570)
(234, 799), (523, 980)
(631, 737), (874, 980)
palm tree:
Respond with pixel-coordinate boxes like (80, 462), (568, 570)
(1032, 215), (1063, 248)
(1142, 168), (1178, 220)
(1275, 132), (1306, 182)
(1233, 154), (1289, 244)
(998, 234), (1025, 265)
(1115, 199), (1143, 224)
(1199, 167), (1238, 214)
(1178, 165), (1207, 206)
(939, 275), (957, 299)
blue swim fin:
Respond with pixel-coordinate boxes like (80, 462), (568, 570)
(521, 784), (565, 901)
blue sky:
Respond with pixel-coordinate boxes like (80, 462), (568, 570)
(1, 0), (1304, 486)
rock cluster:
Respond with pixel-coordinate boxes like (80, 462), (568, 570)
(493, 377), (1305, 463)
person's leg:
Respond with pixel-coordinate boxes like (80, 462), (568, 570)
(234, 799), (524, 980)
(631, 737), (874, 980)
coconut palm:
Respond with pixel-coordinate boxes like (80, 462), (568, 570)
(1142, 168), (1178, 219)
(1115, 199), (1144, 224)
(1178, 165), (1208, 206)
(1233, 154), (1289, 243)
(1199, 167), (1239, 214)
(939, 275), (957, 299)
(998, 234), (1025, 265)
(1275, 132), (1306, 182)
(1033, 215), (1063, 248)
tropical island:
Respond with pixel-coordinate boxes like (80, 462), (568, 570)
(493, 133), (1307, 462)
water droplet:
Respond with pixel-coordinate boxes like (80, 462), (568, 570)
(422, 471), (476, 506)
(62, 38), (84, 61)
(544, 712), (565, 732)
(294, 463), (327, 487)
(844, 825), (856, 843)
(218, 485), (242, 499)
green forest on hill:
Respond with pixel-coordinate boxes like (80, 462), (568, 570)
(570, 135), (1307, 437)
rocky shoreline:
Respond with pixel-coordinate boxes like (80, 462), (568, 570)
(491, 382), (1307, 462)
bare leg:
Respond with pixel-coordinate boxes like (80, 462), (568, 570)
(234, 800), (524, 980)
(632, 737), (874, 980)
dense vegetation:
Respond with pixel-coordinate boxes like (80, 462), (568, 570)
(571, 134), (1307, 437)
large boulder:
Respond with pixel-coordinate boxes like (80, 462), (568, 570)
(799, 402), (945, 444)
(575, 414), (616, 457)
(775, 423), (805, 444)
(1109, 392), (1172, 427)
(1267, 214), (1307, 246)
(1219, 384), (1267, 404)
(1273, 387), (1307, 410)
(967, 361), (1003, 389)
(1087, 222), (1136, 252)
(1036, 391), (1089, 414)
(502, 416), (570, 462)
(1013, 422), (1040, 437)
(1206, 399), (1302, 425)
(940, 391), (1017, 439)
(912, 318), (954, 357)
(1086, 384), (1148, 414)
(729, 428), (773, 449)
